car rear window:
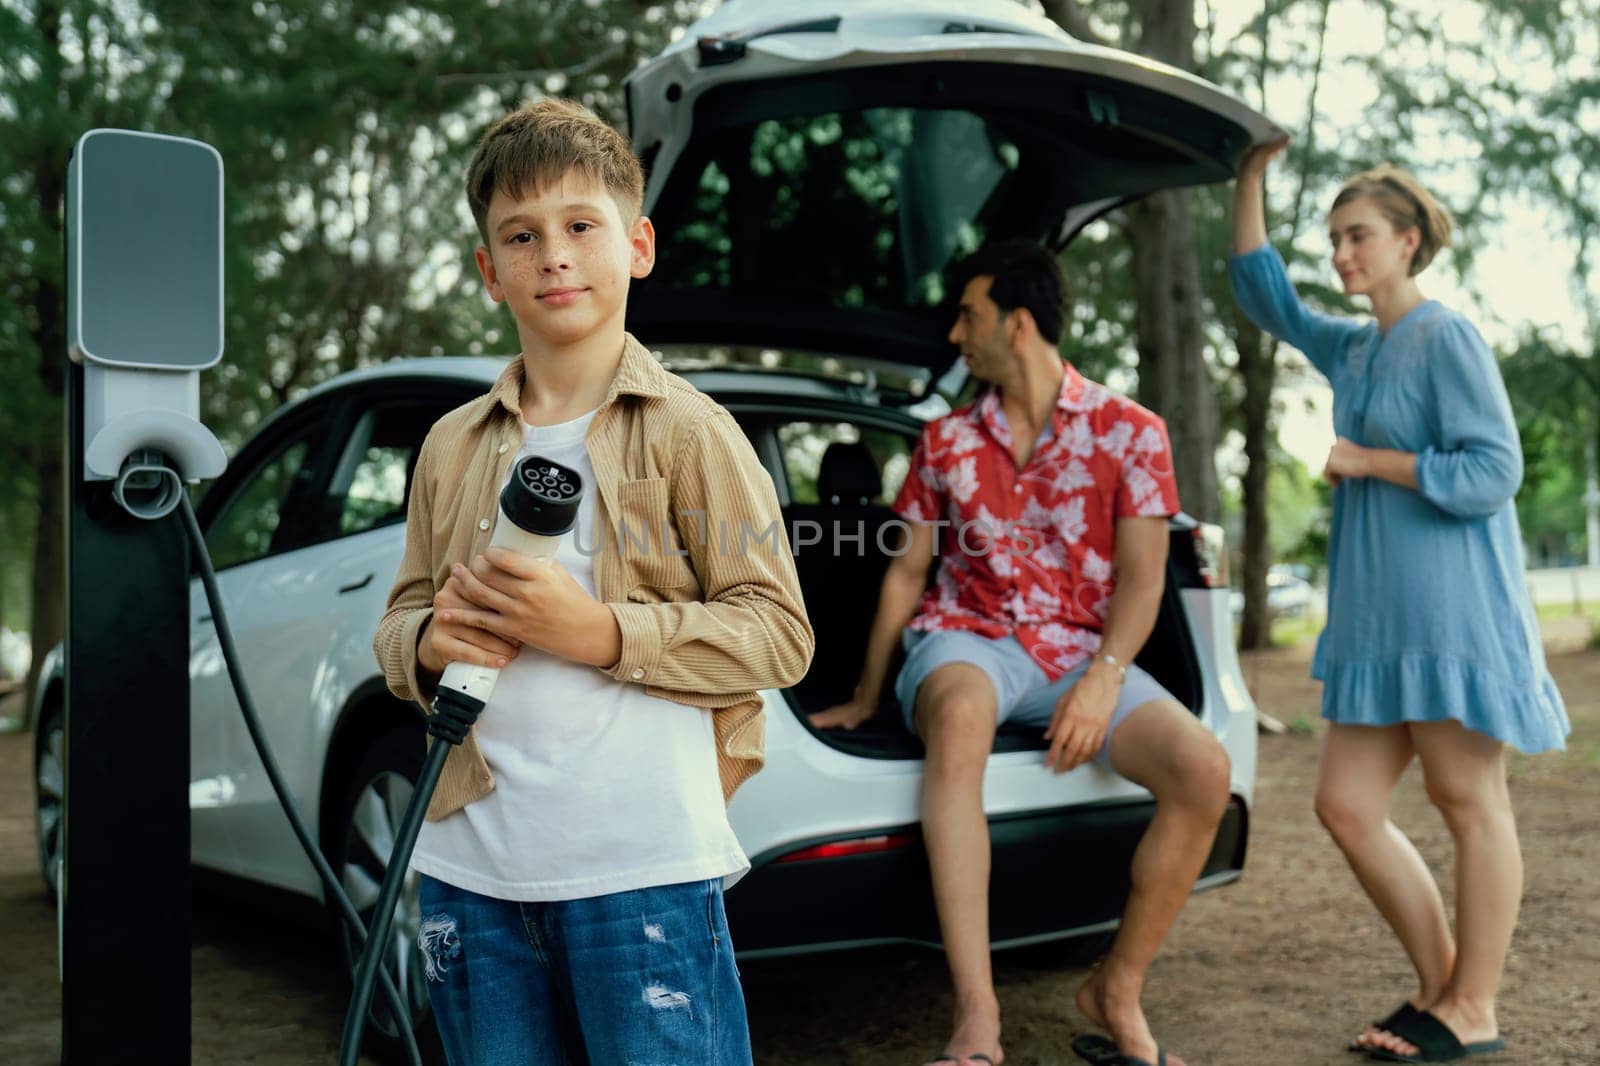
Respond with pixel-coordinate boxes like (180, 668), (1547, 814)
(651, 105), (1014, 315)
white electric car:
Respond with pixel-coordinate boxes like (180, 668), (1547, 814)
(34, 0), (1279, 1054)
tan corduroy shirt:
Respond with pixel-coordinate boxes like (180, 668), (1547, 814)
(373, 333), (814, 821)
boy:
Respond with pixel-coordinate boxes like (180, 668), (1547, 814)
(373, 98), (813, 1065)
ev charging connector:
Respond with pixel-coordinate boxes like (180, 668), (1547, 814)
(433, 455), (583, 714)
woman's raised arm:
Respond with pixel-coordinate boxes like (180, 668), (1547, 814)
(1232, 138), (1290, 255)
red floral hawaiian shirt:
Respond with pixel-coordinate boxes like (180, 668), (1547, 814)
(891, 363), (1181, 681)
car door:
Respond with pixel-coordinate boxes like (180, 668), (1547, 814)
(189, 408), (335, 874)
(216, 384), (471, 894)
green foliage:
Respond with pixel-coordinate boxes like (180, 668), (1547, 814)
(2, 0), (1596, 633)
(1266, 456), (1323, 558)
(1198, 0), (1598, 583)
(0, 0), (698, 630)
(1503, 329), (1597, 564)
(1286, 713), (1319, 736)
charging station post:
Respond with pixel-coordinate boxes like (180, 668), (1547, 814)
(63, 366), (192, 1062)
(62, 129), (226, 1065)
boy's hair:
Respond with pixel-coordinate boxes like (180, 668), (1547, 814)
(466, 97), (646, 246)
(1331, 163), (1454, 276)
(948, 238), (1071, 345)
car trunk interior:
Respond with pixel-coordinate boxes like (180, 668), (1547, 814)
(639, 55), (1246, 756)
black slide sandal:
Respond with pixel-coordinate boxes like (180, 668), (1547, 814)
(1350, 1002), (1422, 1053)
(1073, 1032), (1167, 1066)
(1364, 1008), (1508, 1062)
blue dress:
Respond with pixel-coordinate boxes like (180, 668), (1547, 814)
(1229, 245), (1569, 753)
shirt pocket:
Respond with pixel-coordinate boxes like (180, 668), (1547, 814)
(613, 477), (694, 591)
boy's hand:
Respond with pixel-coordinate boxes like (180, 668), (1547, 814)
(439, 547), (621, 669)
(418, 579), (521, 676)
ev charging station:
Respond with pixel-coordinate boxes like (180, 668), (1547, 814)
(63, 129), (226, 1063)
(61, 127), (582, 1066)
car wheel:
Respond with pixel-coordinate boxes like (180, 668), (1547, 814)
(34, 699), (64, 902)
(326, 724), (444, 1064)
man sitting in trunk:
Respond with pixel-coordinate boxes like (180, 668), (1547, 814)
(811, 239), (1230, 1066)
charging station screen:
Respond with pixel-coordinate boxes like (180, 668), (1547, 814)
(74, 131), (223, 370)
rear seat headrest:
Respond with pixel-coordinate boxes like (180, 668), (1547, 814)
(818, 440), (882, 506)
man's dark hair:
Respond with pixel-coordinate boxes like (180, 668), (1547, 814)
(948, 238), (1071, 345)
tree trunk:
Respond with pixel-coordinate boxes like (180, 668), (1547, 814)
(23, 0), (69, 723)
(24, 438), (64, 722)
(1129, 0), (1219, 522)
(1042, 0), (1219, 519)
(1127, 189), (1220, 522)
(1236, 311), (1273, 648)
(1135, 0), (1196, 68)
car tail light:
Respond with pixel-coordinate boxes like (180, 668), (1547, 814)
(774, 832), (918, 863)
(1192, 523), (1229, 588)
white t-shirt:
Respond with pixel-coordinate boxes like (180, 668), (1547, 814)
(410, 408), (749, 901)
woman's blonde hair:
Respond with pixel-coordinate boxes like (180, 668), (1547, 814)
(1331, 164), (1454, 275)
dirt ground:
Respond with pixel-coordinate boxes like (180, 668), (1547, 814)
(2, 635), (1596, 1065)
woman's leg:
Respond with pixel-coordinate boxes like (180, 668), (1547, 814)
(1364, 720), (1517, 1057)
(1313, 723), (1456, 1045)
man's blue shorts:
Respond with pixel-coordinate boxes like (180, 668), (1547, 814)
(893, 628), (1178, 766)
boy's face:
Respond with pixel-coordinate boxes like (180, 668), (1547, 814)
(474, 171), (654, 351)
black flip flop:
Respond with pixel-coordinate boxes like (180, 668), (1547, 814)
(1363, 1008), (1508, 1062)
(1072, 1033), (1167, 1066)
(1349, 1002), (1422, 1053)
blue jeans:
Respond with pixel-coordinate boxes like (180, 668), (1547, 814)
(416, 875), (753, 1066)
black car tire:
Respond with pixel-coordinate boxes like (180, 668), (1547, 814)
(34, 698), (65, 902)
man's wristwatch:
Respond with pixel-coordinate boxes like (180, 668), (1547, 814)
(1090, 652), (1128, 682)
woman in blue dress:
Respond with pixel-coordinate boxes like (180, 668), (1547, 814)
(1230, 141), (1569, 1063)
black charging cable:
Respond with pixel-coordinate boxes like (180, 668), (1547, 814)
(335, 689), (473, 1066)
(176, 494), (425, 1066)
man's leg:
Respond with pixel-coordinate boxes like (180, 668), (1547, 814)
(915, 662), (1005, 1064)
(1075, 699), (1230, 1066)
